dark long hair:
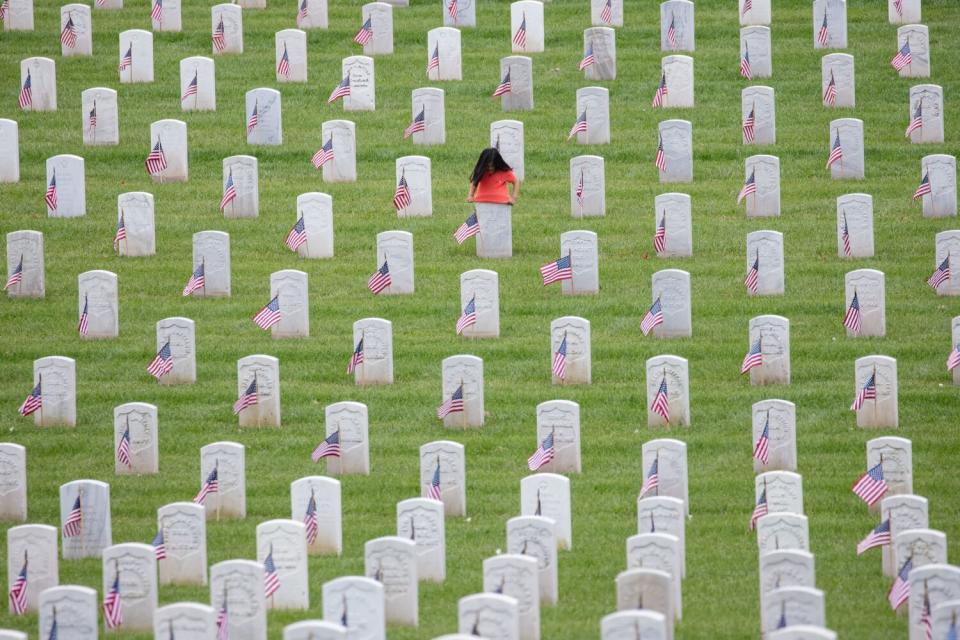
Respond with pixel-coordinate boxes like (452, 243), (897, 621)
(470, 148), (512, 186)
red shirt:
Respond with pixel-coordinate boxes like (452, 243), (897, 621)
(472, 169), (517, 204)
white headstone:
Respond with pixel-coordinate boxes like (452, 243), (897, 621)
(60, 5), (92, 56)
(837, 193), (874, 257)
(653, 193), (692, 257)
(342, 56), (375, 111)
(551, 316), (590, 385)
(157, 502), (207, 586)
(743, 155), (780, 218)
(491, 120), (525, 181)
(743, 86), (775, 145)
(534, 400), (581, 474)
(151, 0), (181, 31)
(475, 202), (513, 259)
(353, 318), (392, 385)
(932, 601), (960, 639)
(7, 524), (57, 612)
(364, 537), (417, 626)
(625, 533), (683, 619)
(460, 269), (499, 338)
(154, 602), (216, 639)
(748, 315), (790, 385)
(893, 529), (948, 585)
(38, 586), (97, 639)
(0, 444), (27, 521)
(762, 587), (825, 633)
(211, 4), (243, 55)
(322, 577), (385, 640)
(411, 88), (445, 145)
(114, 402), (158, 475)
(889, 0), (920, 23)
(769, 627), (836, 640)
(376, 230), (414, 294)
(32, 356), (75, 427)
(921, 155), (957, 219)
(658, 120), (692, 183)
(570, 155), (605, 218)
(156, 317), (196, 385)
(427, 28), (461, 81)
(584, 27), (615, 81)
(458, 593), (520, 640)
(591, 0), (622, 27)
(756, 513), (809, 553)
(119, 30), (153, 83)
(396, 156), (432, 217)
(4, 0), (33, 30)
(210, 560), (266, 640)
(441, 354), (484, 428)
(443, 0), (474, 27)
(321, 120), (357, 183)
(45, 154), (84, 218)
(559, 230), (598, 295)
(78, 269), (118, 339)
(297, 0), (327, 29)
(397, 498), (445, 583)
(284, 621), (347, 640)
(934, 231), (960, 295)
(636, 496), (686, 577)
(829, 118), (864, 180)
(221, 155), (258, 218)
(897, 25), (930, 78)
(20, 58), (56, 111)
(752, 399), (797, 472)
(60, 479), (111, 559)
(845, 269), (885, 337)
(601, 610), (668, 640)
(521, 474), (572, 549)
(270, 269), (309, 338)
(822, 53), (854, 108)
(758, 550), (816, 618)
(102, 543), (158, 630)
(740, 27), (772, 78)
(115, 192), (154, 256)
(867, 436), (912, 497)
(150, 119), (188, 182)
(257, 519), (309, 610)
(746, 230), (784, 296)
(499, 56), (533, 112)
(246, 88), (281, 145)
(484, 555), (539, 640)
(641, 439), (688, 514)
(813, 0), (847, 49)
(325, 401), (370, 475)
(291, 476), (341, 555)
(646, 355), (689, 427)
(199, 441), (245, 519)
(360, 3), (393, 55)
(0, 120), (19, 183)
(661, 0), (693, 51)
(295, 192), (334, 259)
(506, 516), (557, 605)
(853, 355), (898, 428)
(420, 441), (466, 516)
(236, 355), (280, 427)
(276, 29), (307, 83)
(614, 569), (674, 638)
(908, 565), (960, 640)
(180, 57), (216, 112)
(660, 55), (693, 108)
(574, 87), (610, 145)
(651, 269), (692, 338)
(81, 87), (118, 146)
(756, 471), (804, 516)
(908, 84), (944, 144)
(511, 1), (544, 53)
(6, 230), (43, 298)
(740, 0), (770, 25)
(191, 230), (230, 297)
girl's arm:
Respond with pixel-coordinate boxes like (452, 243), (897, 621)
(467, 181), (476, 202)
(508, 179), (520, 204)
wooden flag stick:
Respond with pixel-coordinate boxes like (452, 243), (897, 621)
(459, 378), (467, 429)
(215, 458), (221, 521)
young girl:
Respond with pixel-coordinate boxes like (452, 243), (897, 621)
(467, 147), (520, 205)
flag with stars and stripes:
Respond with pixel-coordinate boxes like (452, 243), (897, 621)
(393, 174), (412, 209)
(856, 519), (891, 555)
(404, 108), (426, 139)
(312, 430), (341, 461)
(893, 0), (903, 17)
(328, 75), (351, 103)
(947, 344), (960, 372)
(740, 46), (752, 79)
(64, 494), (82, 536)
(456, 296), (477, 335)
(654, 135), (666, 172)
(182, 72), (198, 102)
(212, 17), (226, 51)
(152, 528), (166, 560)
(303, 493), (319, 544)
(215, 597), (228, 640)
(368, 260), (392, 294)
(753, 415), (770, 464)
(151, 0), (163, 23)
(737, 171), (757, 204)
(5, 256), (23, 290)
(113, 212), (126, 250)
(447, 0), (457, 21)
(263, 548), (280, 598)
(148, 342), (174, 379)
(827, 132), (843, 168)
(437, 384), (464, 418)
(116, 424), (132, 467)
(888, 557), (912, 610)
(843, 291), (862, 334)
(78, 296), (89, 335)
(891, 41), (912, 71)
(666, 15), (677, 48)
(540, 255), (573, 285)
(576, 170), (585, 210)
(928, 256), (950, 290)
(527, 431), (555, 471)
(252, 296), (282, 330)
(750, 489), (768, 530)
(850, 372), (877, 410)
(841, 212), (852, 256)
(119, 44), (133, 71)
(744, 254), (760, 294)
(816, 12), (829, 46)
(8, 554), (27, 615)
(905, 101), (923, 137)
(567, 110), (588, 140)
(145, 140), (168, 175)
(219, 172), (237, 211)
(640, 458), (659, 497)
(18, 72), (32, 110)
(513, 14), (527, 49)
(600, 0), (612, 23)
(102, 573), (123, 629)
(297, 0), (308, 25)
(427, 45), (440, 75)
(578, 42), (595, 70)
(347, 337), (364, 374)
(492, 69), (511, 97)
(246, 103), (259, 135)
(651, 377), (670, 422)
(0, 0), (9, 22)
(552, 334), (568, 379)
(354, 17), (373, 45)
(455, 212), (480, 244)
(88, 102), (97, 134)
(182, 264), (205, 296)
(19, 381), (42, 416)
(312, 137), (334, 168)
(60, 16), (77, 48)
(852, 461), (888, 506)
(652, 73), (668, 108)
(285, 216), (307, 252)
(193, 467), (219, 504)
(45, 173), (58, 210)
(742, 105), (755, 143)
(823, 70), (837, 106)
(921, 590), (933, 640)
(233, 378), (259, 414)
(741, 0), (752, 16)
(640, 298), (664, 336)
(428, 460), (442, 500)
(740, 338), (763, 374)
(913, 172), (932, 201)
(277, 45), (290, 78)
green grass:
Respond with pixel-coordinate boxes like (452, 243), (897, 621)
(2, 0), (960, 637)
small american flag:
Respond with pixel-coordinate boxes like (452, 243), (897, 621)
(328, 75), (351, 103)
(893, 0), (903, 17)
(447, 0), (457, 21)
(575, 170), (585, 210)
(220, 172), (237, 210)
(152, 528), (166, 560)
(116, 424), (132, 467)
(215, 595), (228, 640)
(45, 172), (58, 211)
(253, 296), (282, 330)
(285, 216), (307, 252)
(742, 105), (755, 143)
(182, 263), (205, 296)
(947, 344), (960, 372)
(852, 461), (888, 505)
(428, 45), (440, 75)
(888, 557), (912, 610)
(823, 70), (837, 106)
(312, 430), (341, 461)
(655, 135), (666, 172)
(367, 260), (392, 294)
(928, 256), (951, 290)
(78, 296), (89, 335)
(150, 0), (162, 23)
(312, 137), (334, 169)
(651, 376), (670, 423)
(148, 341), (174, 379)
(913, 172), (932, 201)
(640, 297), (664, 336)
(64, 494), (82, 537)
(263, 547), (280, 598)
(579, 42), (595, 71)
(354, 17), (373, 45)
(666, 15), (677, 49)
(856, 519), (891, 554)
(5, 255), (23, 290)
(455, 213), (480, 244)
(88, 101), (97, 134)
(567, 110), (588, 140)
(194, 467), (219, 504)
(552, 334), (568, 379)
(750, 489), (768, 530)
(843, 290), (862, 334)
(233, 377), (258, 414)
(428, 460), (442, 500)
(736, 170), (757, 204)
(841, 212), (852, 256)
(740, 46), (752, 79)
(753, 414), (770, 464)
(905, 101), (923, 137)
(404, 107), (426, 139)
(816, 12), (829, 47)
(60, 16), (77, 48)
(303, 493), (319, 544)
(740, 337), (763, 374)
(652, 73), (667, 108)
(949, 618), (958, 640)
(437, 384), (464, 419)
(18, 381), (41, 416)
(18, 72), (32, 110)
(47, 612), (58, 640)
(540, 254), (573, 285)
(212, 17), (226, 51)
(600, 0), (612, 23)
(851, 372), (877, 410)
(145, 139), (168, 175)
(247, 102), (259, 135)
(493, 69), (511, 97)
(347, 337), (364, 374)
(297, 0), (308, 25)
(277, 45), (290, 78)
(9, 554), (27, 615)
(640, 458), (659, 497)
(182, 72), (198, 102)
(921, 589), (933, 640)
(744, 254), (759, 294)
(102, 573), (122, 629)
(741, 0), (752, 16)
(393, 174), (412, 209)
(0, 0), (9, 22)
(527, 431), (555, 471)
(891, 41), (912, 71)
(513, 14), (527, 49)
(119, 44), (133, 71)
(456, 296), (477, 335)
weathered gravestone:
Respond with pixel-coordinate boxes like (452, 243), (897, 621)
(889, 0), (920, 24)
(325, 401), (370, 475)
(853, 355), (898, 428)
(114, 402), (159, 475)
(157, 501), (207, 585)
(837, 193), (874, 258)
(441, 354), (484, 428)
(755, 471), (804, 516)
(535, 400), (581, 474)
(897, 25), (930, 78)
(154, 602), (216, 639)
(5, 230), (43, 298)
(636, 496), (686, 577)
(291, 476), (341, 555)
(0, 444), (26, 521)
(46, 154), (84, 218)
(829, 118), (864, 180)
(236, 355), (280, 427)
(199, 441), (245, 519)
(743, 155), (780, 218)
(116, 192), (154, 256)
(574, 87), (610, 145)
(822, 53), (854, 108)
(4, 0), (34, 30)
(460, 269), (499, 338)
(459, 593), (520, 640)
(625, 534), (683, 619)
(284, 620), (347, 640)
(60, 479), (111, 558)
(614, 569), (674, 639)
(361, 2), (393, 56)
(31, 356), (75, 427)
(752, 399), (797, 472)
(421, 441), (466, 516)
(758, 550), (816, 620)
(376, 230), (414, 294)
(0, 120), (19, 183)
(491, 120), (525, 181)
(756, 513), (809, 553)
(102, 543), (158, 631)
(908, 85), (944, 144)
(396, 156), (432, 217)
(653, 194), (692, 257)
(661, 0), (694, 51)
(443, 0), (475, 27)
(762, 587), (825, 633)
(845, 269), (885, 337)
(191, 231), (230, 297)
(658, 120), (692, 183)
(506, 516), (558, 606)
(661, 55), (693, 108)
(410, 88), (445, 145)
(38, 586), (98, 639)
(322, 577), (385, 640)
(276, 29), (307, 83)
(20, 58), (56, 111)
(427, 28), (461, 81)
(295, 192), (334, 259)
(246, 88), (282, 145)
(591, 0), (622, 27)
(746, 230), (784, 296)
(601, 610), (668, 640)
(397, 498), (445, 582)
(180, 57), (216, 112)
(119, 30), (154, 83)
(921, 155), (957, 219)
(7, 524), (57, 611)
(908, 565), (960, 640)
(211, 4), (243, 55)
(812, 0), (847, 49)
(257, 519), (309, 610)
(521, 473), (572, 549)
(321, 120), (357, 183)
(583, 27), (616, 81)
(642, 439), (688, 514)
(210, 560), (266, 640)
(740, 27), (771, 78)
(483, 554), (539, 640)
(560, 230), (599, 295)
(297, 0), (328, 29)
(150, 119), (188, 182)
(81, 87), (118, 146)
(511, 1), (544, 53)
(499, 56), (533, 112)
(365, 537), (418, 626)
(551, 316), (591, 385)
(60, 5), (92, 57)
(151, 0), (181, 31)
(353, 318), (393, 385)
(867, 437), (912, 498)
(78, 270), (118, 339)
(342, 56), (376, 111)
(739, 0), (770, 25)
(570, 155), (605, 218)
(747, 315), (790, 385)
(650, 269), (691, 338)
(742, 86), (775, 145)
(269, 270), (309, 339)
(156, 317), (196, 385)
(221, 155), (258, 218)
(646, 355), (689, 427)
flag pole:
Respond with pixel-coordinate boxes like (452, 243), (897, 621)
(78, 486), (85, 555)
(460, 378), (467, 430)
(661, 366), (669, 425)
(654, 450), (660, 496)
(229, 169), (235, 217)
(200, 257), (206, 298)
(567, 249), (575, 295)
(37, 372), (42, 425)
(253, 371), (261, 428)
(215, 458), (221, 521)
(125, 414), (132, 468)
(194, 64), (199, 110)
(17, 253), (23, 294)
(91, 100), (97, 144)
(359, 329), (365, 382)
